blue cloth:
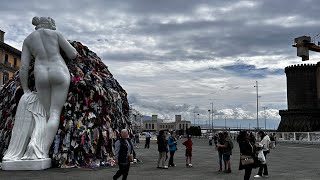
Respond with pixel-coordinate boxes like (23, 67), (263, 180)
(168, 136), (177, 152)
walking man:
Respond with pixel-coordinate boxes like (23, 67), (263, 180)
(113, 129), (134, 180)
(145, 131), (151, 149)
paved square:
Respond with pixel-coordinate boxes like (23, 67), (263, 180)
(1, 138), (320, 180)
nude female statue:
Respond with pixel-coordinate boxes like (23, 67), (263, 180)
(20, 16), (77, 155)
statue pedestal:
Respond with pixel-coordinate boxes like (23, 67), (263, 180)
(2, 158), (51, 170)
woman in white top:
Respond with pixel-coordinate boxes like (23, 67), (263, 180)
(254, 131), (271, 178)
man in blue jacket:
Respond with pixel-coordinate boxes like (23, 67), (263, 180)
(168, 131), (177, 167)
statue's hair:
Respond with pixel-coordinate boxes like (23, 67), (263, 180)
(32, 16), (40, 26)
(32, 16), (56, 30)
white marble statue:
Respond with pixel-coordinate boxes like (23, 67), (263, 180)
(2, 16), (77, 170)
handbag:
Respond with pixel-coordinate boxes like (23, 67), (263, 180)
(240, 154), (254, 165)
(128, 154), (134, 162)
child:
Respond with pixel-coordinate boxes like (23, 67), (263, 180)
(182, 135), (193, 167)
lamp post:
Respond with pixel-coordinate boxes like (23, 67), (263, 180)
(197, 113), (200, 127)
(210, 102), (214, 132)
(254, 81), (259, 131)
(193, 111), (196, 126)
(224, 116), (227, 130)
(262, 107), (267, 130)
(208, 110), (211, 132)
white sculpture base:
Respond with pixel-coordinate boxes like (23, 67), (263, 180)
(2, 158), (51, 170)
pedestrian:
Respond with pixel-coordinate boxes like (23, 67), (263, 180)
(145, 131), (151, 149)
(254, 131), (271, 178)
(157, 130), (168, 169)
(135, 133), (140, 144)
(238, 131), (260, 180)
(168, 131), (177, 167)
(208, 133), (213, 146)
(249, 132), (256, 144)
(270, 134), (275, 149)
(113, 129), (134, 180)
(216, 132), (226, 172)
(182, 135), (193, 167)
(213, 134), (218, 145)
(217, 132), (233, 173)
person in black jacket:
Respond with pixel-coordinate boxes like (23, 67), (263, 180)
(157, 130), (168, 169)
(113, 129), (134, 180)
(238, 131), (259, 180)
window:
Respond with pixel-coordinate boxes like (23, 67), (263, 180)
(183, 124), (185, 130)
(14, 57), (17, 67)
(145, 124), (148, 129)
(3, 71), (9, 83)
(186, 124), (188, 129)
(152, 124), (154, 129)
(179, 124), (181, 130)
(5, 54), (8, 64)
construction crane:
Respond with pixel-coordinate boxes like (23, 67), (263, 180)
(293, 36), (320, 61)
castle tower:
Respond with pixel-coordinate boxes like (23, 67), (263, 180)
(278, 63), (320, 131)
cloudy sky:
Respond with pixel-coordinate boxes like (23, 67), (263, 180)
(1, 0), (320, 129)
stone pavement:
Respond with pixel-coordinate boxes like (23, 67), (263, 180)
(1, 138), (320, 180)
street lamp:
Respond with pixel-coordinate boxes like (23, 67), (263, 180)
(210, 102), (214, 132)
(262, 107), (268, 130)
(208, 110), (211, 131)
(224, 116), (227, 130)
(197, 113), (200, 126)
(254, 81), (259, 131)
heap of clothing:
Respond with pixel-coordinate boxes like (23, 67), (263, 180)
(0, 41), (130, 168)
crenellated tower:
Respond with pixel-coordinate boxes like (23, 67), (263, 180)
(278, 63), (320, 131)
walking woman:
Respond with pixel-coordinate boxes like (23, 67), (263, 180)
(238, 131), (259, 180)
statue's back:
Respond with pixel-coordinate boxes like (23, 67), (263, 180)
(26, 29), (60, 61)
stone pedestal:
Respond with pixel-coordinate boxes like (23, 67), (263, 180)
(1, 158), (51, 170)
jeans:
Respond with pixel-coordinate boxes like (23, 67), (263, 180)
(258, 151), (268, 176)
(218, 151), (223, 170)
(113, 163), (130, 180)
(169, 151), (175, 166)
(157, 152), (166, 167)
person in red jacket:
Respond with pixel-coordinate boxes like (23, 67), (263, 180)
(182, 135), (193, 167)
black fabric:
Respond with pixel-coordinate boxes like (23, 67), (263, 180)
(244, 166), (252, 180)
(145, 137), (150, 149)
(113, 163), (130, 180)
(118, 139), (129, 165)
(169, 151), (175, 166)
(157, 135), (168, 152)
(238, 140), (260, 170)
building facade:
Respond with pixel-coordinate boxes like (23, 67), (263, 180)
(0, 30), (21, 86)
(142, 114), (191, 133)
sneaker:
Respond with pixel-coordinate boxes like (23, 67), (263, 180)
(224, 169), (231, 173)
(262, 175), (269, 178)
(157, 166), (162, 169)
(163, 166), (168, 169)
(186, 164), (189, 167)
(188, 164), (193, 167)
(254, 175), (262, 178)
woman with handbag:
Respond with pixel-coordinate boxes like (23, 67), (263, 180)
(238, 131), (259, 180)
